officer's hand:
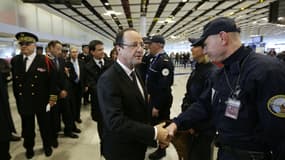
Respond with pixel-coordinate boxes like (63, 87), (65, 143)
(49, 100), (56, 107)
(59, 90), (68, 98)
(188, 128), (196, 135)
(166, 122), (177, 139)
(152, 107), (159, 117)
(155, 122), (170, 148)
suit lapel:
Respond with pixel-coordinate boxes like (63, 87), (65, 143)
(114, 63), (146, 105)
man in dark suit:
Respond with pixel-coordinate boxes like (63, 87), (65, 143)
(85, 40), (113, 154)
(0, 72), (13, 160)
(97, 28), (170, 160)
(78, 44), (91, 105)
(10, 32), (57, 158)
(66, 47), (86, 125)
(47, 40), (79, 142)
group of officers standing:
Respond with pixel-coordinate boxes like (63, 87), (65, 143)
(1, 16), (285, 160)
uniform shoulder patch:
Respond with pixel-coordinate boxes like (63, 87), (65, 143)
(161, 68), (170, 76)
(267, 95), (285, 118)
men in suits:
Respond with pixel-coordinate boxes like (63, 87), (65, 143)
(97, 28), (169, 160)
(10, 32), (57, 158)
(0, 72), (13, 160)
(78, 44), (91, 105)
(85, 40), (113, 153)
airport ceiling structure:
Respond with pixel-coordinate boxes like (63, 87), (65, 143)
(40, 0), (284, 42)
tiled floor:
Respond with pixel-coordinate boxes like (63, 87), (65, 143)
(8, 66), (215, 160)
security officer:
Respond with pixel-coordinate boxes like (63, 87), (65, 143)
(177, 38), (217, 160)
(0, 72), (13, 160)
(10, 32), (57, 159)
(137, 37), (154, 83)
(146, 35), (174, 160)
(166, 17), (285, 160)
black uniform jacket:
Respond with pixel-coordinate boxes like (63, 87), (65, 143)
(174, 46), (285, 159)
(0, 72), (12, 142)
(11, 54), (57, 115)
(97, 62), (155, 160)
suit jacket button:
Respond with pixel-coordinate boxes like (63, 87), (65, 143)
(15, 76), (18, 79)
(34, 75), (38, 78)
(19, 92), (22, 95)
(19, 84), (22, 87)
(32, 92), (35, 95)
(31, 84), (34, 87)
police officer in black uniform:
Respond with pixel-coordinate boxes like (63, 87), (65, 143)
(11, 32), (57, 159)
(178, 38), (217, 160)
(0, 72), (13, 160)
(147, 35), (174, 160)
(166, 17), (285, 160)
(137, 37), (153, 83)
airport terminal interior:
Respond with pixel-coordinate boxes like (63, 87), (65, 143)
(1, 0), (285, 160)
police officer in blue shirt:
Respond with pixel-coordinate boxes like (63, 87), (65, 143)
(166, 17), (285, 160)
(146, 35), (174, 160)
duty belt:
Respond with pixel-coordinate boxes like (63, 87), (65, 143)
(219, 145), (271, 160)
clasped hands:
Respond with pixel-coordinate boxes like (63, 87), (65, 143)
(155, 122), (178, 149)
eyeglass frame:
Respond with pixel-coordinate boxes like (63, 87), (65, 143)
(117, 41), (145, 49)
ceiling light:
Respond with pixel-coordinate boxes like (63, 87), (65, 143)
(103, 10), (122, 16)
(104, 2), (109, 6)
(181, 0), (188, 2)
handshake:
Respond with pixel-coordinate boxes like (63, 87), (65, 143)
(154, 122), (178, 148)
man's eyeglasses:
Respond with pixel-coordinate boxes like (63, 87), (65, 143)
(19, 42), (33, 46)
(120, 42), (145, 48)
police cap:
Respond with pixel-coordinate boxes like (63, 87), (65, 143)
(149, 35), (165, 44)
(188, 38), (203, 47)
(192, 17), (240, 46)
(15, 32), (38, 43)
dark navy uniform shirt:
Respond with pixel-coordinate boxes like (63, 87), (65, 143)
(146, 51), (174, 108)
(174, 46), (285, 159)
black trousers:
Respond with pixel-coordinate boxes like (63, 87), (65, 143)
(21, 112), (51, 150)
(0, 141), (11, 160)
(188, 134), (214, 160)
(71, 83), (82, 121)
(150, 95), (173, 125)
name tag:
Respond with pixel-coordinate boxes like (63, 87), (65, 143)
(225, 98), (241, 119)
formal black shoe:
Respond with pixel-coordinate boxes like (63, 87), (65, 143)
(52, 140), (59, 148)
(25, 149), (34, 159)
(10, 134), (21, 141)
(72, 128), (81, 133)
(76, 118), (82, 123)
(64, 132), (79, 138)
(148, 148), (166, 160)
(44, 147), (53, 157)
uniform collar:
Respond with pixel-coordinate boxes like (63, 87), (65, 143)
(222, 46), (251, 74)
(222, 46), (250, 67)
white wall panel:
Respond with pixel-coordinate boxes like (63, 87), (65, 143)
(37, 8), (52, 34)
(18, 3), (37, 31)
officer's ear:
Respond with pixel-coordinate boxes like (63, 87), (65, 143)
(219, 31), (228, 45)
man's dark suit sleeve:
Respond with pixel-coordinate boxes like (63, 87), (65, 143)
(97, 75), (155, 145)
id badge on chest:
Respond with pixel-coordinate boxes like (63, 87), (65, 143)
(225, 98), (241, 119)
